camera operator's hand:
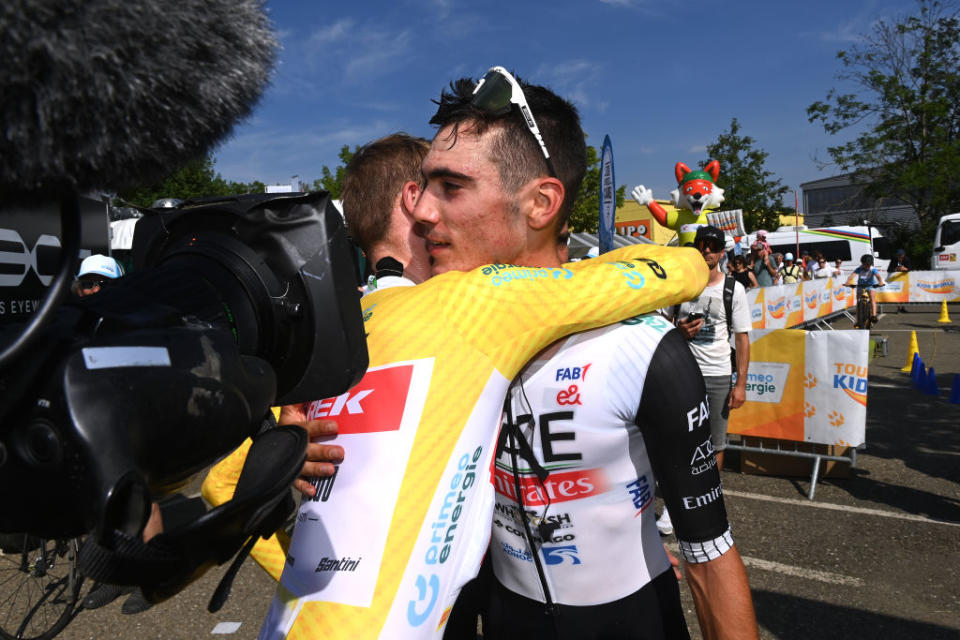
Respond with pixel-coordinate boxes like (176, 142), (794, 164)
(278, 404), (344, 498)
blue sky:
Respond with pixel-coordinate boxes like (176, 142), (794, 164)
(213, 0), (904, 205)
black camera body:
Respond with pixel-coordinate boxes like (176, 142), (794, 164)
(0, 192), (367, 543)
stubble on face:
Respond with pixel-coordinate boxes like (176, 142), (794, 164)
(416, 123), (526, 275)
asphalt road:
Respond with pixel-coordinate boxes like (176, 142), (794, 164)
(8, 304), (960, 640)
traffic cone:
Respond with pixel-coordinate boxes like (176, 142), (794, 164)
(925, 367), (939, 396)
(949, 374), (960, 404)
(911, 354), (923, 387)
(937, 300), (951, 324)
(900, 331), (920, 372)
(916, 362), (927, 390)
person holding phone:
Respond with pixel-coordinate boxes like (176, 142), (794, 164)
(660, 226), (751, 536)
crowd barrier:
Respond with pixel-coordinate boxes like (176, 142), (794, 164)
(723, 271), (959, 498)
(744, 270), (960, 330)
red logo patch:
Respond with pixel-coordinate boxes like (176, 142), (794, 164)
(306, 365), (413, 434)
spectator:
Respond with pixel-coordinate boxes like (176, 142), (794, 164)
(812, 255), (838, 279)
(887, 248), (911, 312)
(750, 242), (778, 287)
(833, 257), (845, 279)
(802, 251), (816, 279)
(73, 254), (123, 297)
(731, 254), (758, 289)
(755, 229), (772, 252)
(659, 225), (752, 541)
(779, 253), (804, 284)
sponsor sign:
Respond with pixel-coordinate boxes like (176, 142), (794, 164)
(743, 362), (790, 403)
(598, 135), (616, 255)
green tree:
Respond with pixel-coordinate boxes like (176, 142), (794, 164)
(567, 144), (626, 232)
(704, 118), (789, 232)
(311, 145), (358, 199)
(116, 153), (263, 207)
(807, 0), (960, 239)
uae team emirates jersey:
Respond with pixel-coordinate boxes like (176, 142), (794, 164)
(204, 245), (708, 640)
(491, 317), (732, 608)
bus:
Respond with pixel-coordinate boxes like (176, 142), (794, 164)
(743, 225), (888, 275)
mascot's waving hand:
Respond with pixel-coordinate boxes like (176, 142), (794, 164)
(632, 160), (725, 246)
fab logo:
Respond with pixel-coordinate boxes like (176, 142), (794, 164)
(555, 364), (591, 382)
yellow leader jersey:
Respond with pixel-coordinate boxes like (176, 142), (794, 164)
(204, 244), (707, 640)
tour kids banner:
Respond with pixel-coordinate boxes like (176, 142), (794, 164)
(876, 270), (960, 304)
(728, 329), (868, 446)
(598, 135), (616, 255)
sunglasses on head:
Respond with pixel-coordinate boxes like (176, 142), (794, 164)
(472, 66), (558, 178)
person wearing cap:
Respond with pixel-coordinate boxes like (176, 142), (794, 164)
(779, 252), (804, 284)
(73, 254), (124, 297)
(749, 240), (778, 287)
(887, 248), (910, 312)
(660, 225), (751, 542)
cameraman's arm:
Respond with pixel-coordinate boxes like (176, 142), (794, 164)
(278, 404), (343, 498)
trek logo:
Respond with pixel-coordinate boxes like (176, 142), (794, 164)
(555, 364), (591, 382)
(543, 545), (581, 565)
(625, 475), (653, 515)
(306, 364), (414, 433)
(686, 398), (710, 432)
(493, 467), (606, 507)
(315, 556), (362, 572)
(0, 228), (61, 287)
(308, 466), (339, 502)
(690, 438), (717, 476)
(682, 484), (723, 510)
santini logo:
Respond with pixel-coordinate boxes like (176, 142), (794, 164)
(315, 556), (362, 572)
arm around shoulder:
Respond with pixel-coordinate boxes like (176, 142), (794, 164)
(685, 544), (758, 640)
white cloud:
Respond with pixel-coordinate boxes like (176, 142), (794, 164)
(687, 145), (707, 154)
(599, 0), (635, 5)
(536, 59), (605, 110)
(307, 18), (355, 47)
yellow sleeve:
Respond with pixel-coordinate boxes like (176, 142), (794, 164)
(435, 244), (708, 374)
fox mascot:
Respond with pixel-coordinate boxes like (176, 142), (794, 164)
(632, 160), (725, 246)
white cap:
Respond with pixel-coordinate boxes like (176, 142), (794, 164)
(757, 230), (768, 237)
(78, 254), (124, 279)
(785, 252), (794, 261)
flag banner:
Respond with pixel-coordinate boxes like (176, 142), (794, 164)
(598, 135), (616, 255)
(705, 209), (745, 236)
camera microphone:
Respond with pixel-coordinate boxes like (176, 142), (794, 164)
(0, 0), (276, 199)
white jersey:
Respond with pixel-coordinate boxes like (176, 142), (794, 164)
(490, 315), (733, 607)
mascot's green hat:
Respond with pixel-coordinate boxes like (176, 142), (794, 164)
(679, 169), (715, 185)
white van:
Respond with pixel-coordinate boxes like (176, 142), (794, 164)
(931, 213), (960, 270)
(741, 225), (887, 275)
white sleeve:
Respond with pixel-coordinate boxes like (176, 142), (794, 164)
(731, 281), (751, 334)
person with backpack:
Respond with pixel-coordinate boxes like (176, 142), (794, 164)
(779, 252), (804, 284)
(659, 225), (751, 536)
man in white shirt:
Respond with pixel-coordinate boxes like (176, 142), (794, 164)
(659, 225), (751, 536)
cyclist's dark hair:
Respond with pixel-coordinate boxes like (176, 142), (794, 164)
(860, 254), (874, 265)
(429, 74), (587, 232)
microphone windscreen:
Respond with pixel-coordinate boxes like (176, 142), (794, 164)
(0, 0), (277, 197)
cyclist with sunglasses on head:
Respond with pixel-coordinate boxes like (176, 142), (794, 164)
(255, 70), (710, 639)
(413, 71), (756, 640)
